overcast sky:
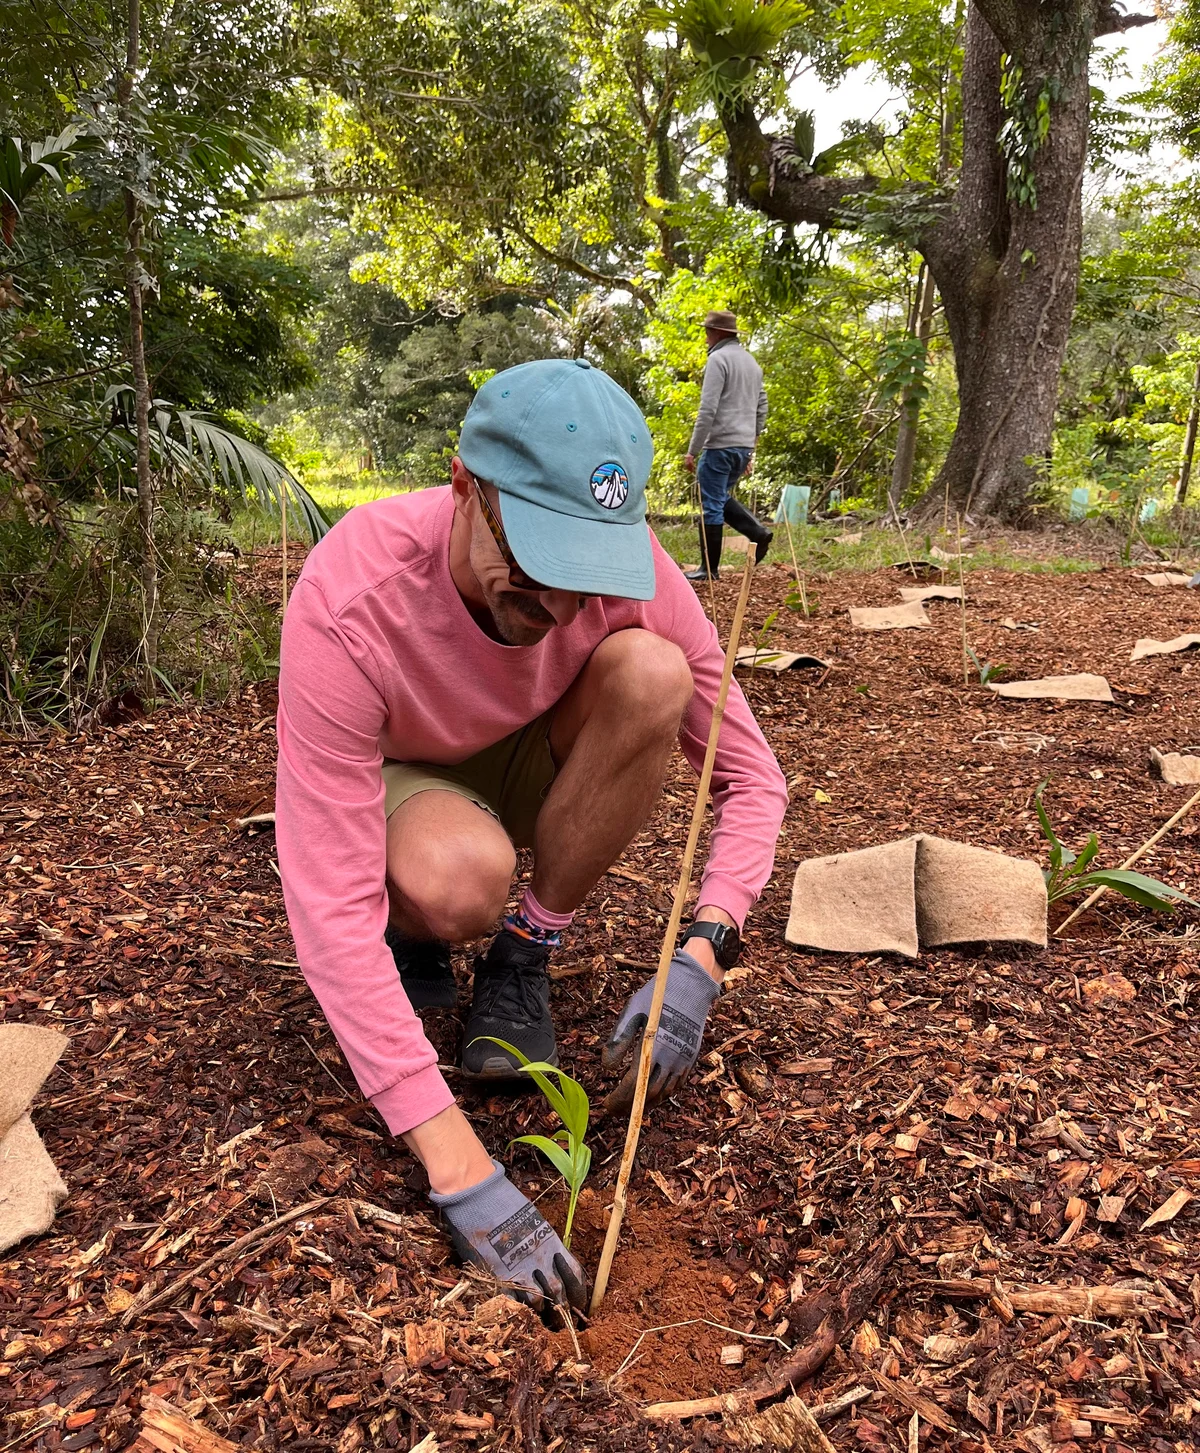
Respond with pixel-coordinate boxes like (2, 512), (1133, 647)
(801, 18), (1173, 165)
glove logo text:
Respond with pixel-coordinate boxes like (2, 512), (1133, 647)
(488, 1203), (553, 1269)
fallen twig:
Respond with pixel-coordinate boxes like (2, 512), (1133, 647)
(643, 1238), (897, 1422)
(122, 1198), (331, 1324)
(926, 1278), (1166, 1317)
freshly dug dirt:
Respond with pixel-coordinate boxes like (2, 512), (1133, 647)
(547, 1192), (776, 1404)
(2, 547), (1200, 1452)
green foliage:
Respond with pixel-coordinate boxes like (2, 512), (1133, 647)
(998, 57), (1057, 210)
(650, 0), (811, 110)
(964, 646), (1007, 685)
(876, 333), (929, 408)
(0, 501), (278, 729)
(475, 1037), (591, 1249)
(1034, 783), (1197, 912)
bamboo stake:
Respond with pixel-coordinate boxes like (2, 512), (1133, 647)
(280, 486), (289, 614)
(781, 510), (808, 616)
(590, 549), (757, 1314)
(1055, 784), (1200, 936)
(956, 514), (969, 685)
(694, 484), (719, 629)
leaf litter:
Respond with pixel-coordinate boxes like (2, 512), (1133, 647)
(2, 550), (1200, 1450)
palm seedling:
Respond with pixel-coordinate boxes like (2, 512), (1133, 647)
(476, 1038), (591, 1248)
(1035, 782), (1198, 911)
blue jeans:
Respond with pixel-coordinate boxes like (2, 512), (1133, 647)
(697, 447), (753, 524)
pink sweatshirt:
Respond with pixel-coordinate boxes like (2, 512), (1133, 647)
(275, 487), (787, 1136)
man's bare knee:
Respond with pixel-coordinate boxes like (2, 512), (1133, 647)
(387, 796), (515, 942)
(394, 835), (514, 941)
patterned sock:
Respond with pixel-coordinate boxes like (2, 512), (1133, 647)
(503, 887), (574, 948)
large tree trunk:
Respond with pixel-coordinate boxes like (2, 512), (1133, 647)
(916, 2), (1091, 523)
(718, 0), (1150, 523)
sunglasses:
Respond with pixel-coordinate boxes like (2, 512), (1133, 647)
(471, 478), (551, 592)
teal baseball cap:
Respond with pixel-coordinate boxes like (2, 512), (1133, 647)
(458, 358), (656, 600)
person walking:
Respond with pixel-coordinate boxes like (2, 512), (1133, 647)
(683, 311), (772, 581)
(276, 358), (788, 1314)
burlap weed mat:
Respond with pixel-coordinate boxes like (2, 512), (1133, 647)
(849, 601), (932, 631)
(0, 1024), (69, 1253)
(898, 585), (964, 603)
(786, 835), (1047, 957)
(1130, 634), (1200, 661)
(1136, 572), (1193, 588)
(734, 648), (830, 673)
(1150, 748), (1200, 786)
(989, 673), (1115, 703)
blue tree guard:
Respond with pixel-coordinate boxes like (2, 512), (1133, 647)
(1140, 497), (1159, 524)
(1068, 487), (1089, 521)
(775, 485), (811, 526)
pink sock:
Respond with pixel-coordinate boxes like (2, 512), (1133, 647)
(520, 888), (574, 932)
(504, 887), (575, 945)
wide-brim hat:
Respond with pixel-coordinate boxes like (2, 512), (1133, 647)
(458, 359), (656, 601)
(703, 310), (739, 334)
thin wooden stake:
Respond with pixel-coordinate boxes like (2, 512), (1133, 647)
(696, 492), (719, 629)
(781, 510), (809, 616)
(956, 514), (969, 685)
(280, 486), (289, 614)
(590, 549), (757, 1314)
(1055, 783), (1200, 935)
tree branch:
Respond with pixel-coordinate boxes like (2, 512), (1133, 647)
(720, 100), (880, 228)
(509, 225), (657, 310)
(1096, 5), (1158, 33)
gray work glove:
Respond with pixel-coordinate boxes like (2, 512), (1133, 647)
(428, 1159), (587, 1313)
(602, 948), (720, 1115)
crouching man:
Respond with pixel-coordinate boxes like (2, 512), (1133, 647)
(276, 359), (787, 1311)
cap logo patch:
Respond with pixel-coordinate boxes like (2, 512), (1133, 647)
(590, 461), (628, 510)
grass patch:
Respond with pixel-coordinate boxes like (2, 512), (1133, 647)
(651, 521), (1106, 576)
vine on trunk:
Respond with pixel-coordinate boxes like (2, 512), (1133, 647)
(997, 55), (1058, 208)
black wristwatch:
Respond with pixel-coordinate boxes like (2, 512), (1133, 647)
(681, 920), (741, 970)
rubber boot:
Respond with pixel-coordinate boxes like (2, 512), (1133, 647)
(724, 496), (773, 564)
(684, 522), (724, 581)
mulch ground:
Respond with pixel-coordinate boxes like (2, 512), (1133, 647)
(3, 546), (1200, 1453)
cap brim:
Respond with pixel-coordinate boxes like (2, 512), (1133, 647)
(500, 491), (656, 601)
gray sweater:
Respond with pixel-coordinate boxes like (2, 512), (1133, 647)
(688, 338), (768, 456)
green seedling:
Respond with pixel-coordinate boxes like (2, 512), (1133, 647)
(965, 646), (1008, 685)
(750, 608), (780, 671)
(474, 1037), (591, 1248)
(1035, 782), (1198, 911)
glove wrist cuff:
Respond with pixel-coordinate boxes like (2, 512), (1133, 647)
(427, 1158), (505, 1209)
(675, 948), (722, 1004)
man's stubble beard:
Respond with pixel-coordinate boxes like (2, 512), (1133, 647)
(486, 587), (556, 647)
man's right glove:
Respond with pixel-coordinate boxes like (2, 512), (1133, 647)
(602, 948), (720, 1115)
(429, 1159), (587, 1313)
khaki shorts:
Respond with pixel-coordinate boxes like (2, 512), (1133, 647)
(381, 711), (557, 850)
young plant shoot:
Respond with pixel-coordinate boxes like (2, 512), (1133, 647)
(476, 1038), (591, 1248)
(1035, 782), (1198, 911)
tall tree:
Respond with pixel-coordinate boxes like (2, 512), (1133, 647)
(670, 0), (1156, 521)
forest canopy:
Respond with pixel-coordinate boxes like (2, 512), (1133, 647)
(3, 0), (1200, 717)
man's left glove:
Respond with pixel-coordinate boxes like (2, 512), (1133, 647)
(601, 949), (720, 1114)
(429, 1159), (587, 1314)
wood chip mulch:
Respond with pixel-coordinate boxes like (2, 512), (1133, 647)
(3, 550), (1200, 1453)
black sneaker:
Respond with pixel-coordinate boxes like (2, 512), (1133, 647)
(461, 930), (556, 1080)
(385, 928), (458, 1010)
